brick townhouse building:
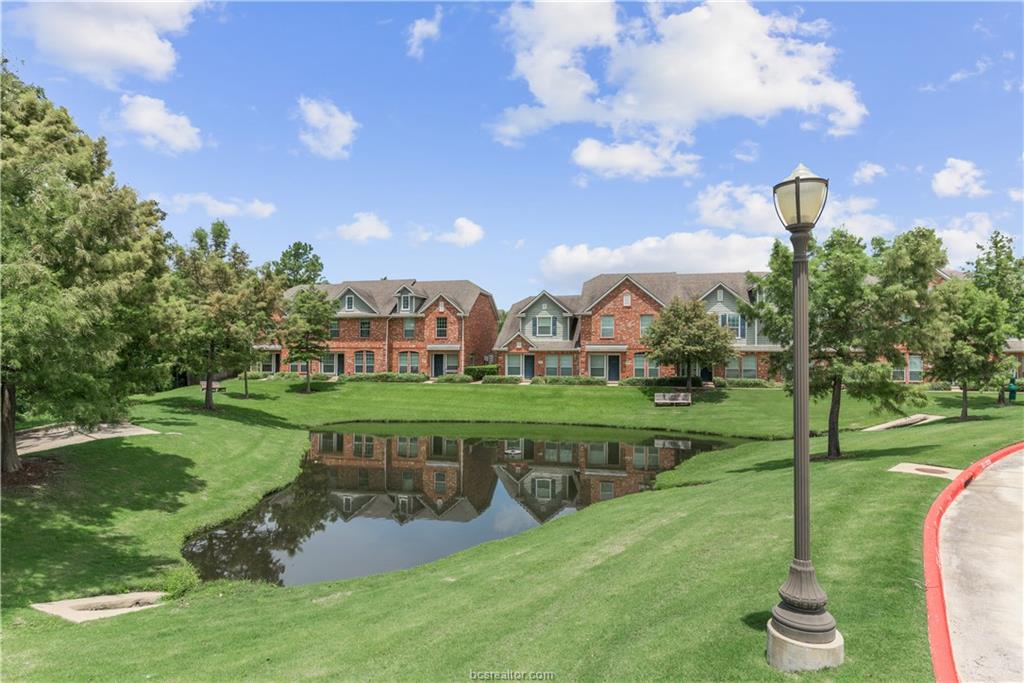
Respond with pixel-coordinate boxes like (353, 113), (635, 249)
(262, 278), (498, 377)
(494, 272), (781, 382)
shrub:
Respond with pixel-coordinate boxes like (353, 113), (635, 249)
(244, 371), (267, 380)
(273, 372), (302, 380)
(482, 375), (523, 384)
(310, 372), (330, 381)
(713, 377), (727, 388)
(344, 372), (429, 383)
(163, 564), (200, 598)
(464, 364), (499, 381)
(725, 377), (771, 388)
(928, 381), (953, 391)
(620, 376), (705, 387)
(531, 375), (606, 386)
(433, 373), (473, 383)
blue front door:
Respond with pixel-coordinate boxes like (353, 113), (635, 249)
(433, 354), (445, 377)
(524, 355), (535, 379)
(608, 355), (620, 381)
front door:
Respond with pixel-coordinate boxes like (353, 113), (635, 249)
(700, 366), (712, 382)
(524, 355), (535, 379)
(433, 353), (445, 377)
(336, 353), (344, 375)
(608, 355), (620, 381)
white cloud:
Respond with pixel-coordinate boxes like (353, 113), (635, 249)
(337, 212), (392, 242)
(118, 94), (201, 154)
(495, 1), (866, 158)
(949, 57), (992, 83)
(571, 138), (699, 180)
(9, 2), (201, 88)
(693, 182), (779, 234)
(407, 5), (443, 60)
(932, 158), (990, 198)
(297, 96), (359, 160)
(169, 193), (276, 219)
(732, 140), (760, 164)
(923, 212), (995, 267)
(514, 239), (526, 250)
(1009, 188), (1023, 202)
(540, 230), (776, 287)
(436, 217), (486, 247)
(852, 161), (886, 185)
(818, 196), (897, 241)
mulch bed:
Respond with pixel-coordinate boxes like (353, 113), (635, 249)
(2, 456), (65, 489)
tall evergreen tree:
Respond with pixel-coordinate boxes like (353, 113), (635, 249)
(279, 288), (336, 393)
(640, 298), (735, 389)
(745, 227), (949, 459)
(172, 221), (279, 410)
(272, 241), (324, 289)
(1, 67), (172, 474)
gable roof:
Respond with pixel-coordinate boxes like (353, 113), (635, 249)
(284, 278), (490, 315)
(577, 271), (767, 311)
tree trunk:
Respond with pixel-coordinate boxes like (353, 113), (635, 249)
(2, 380), (21, 474)
(305, 366), (311, 393)
(826, 375), (842, 460)
(243, 371), (249, 399)
(997, 386), (1006, 406)
(685, 360), (692, 389)
(960, 385), (969, 420)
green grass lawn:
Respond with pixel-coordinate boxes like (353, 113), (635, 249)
(2, 379), (1020, 681)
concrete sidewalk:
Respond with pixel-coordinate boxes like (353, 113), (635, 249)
(16, 423), (160, 455)
(939, 452), (1023, 682)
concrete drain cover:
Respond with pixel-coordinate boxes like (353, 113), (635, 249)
(887, 463), (961, 480)
(31, 591), (167, 623)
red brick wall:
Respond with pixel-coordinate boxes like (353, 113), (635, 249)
(422, 297), (462, 344)
(464, 294), (499, 367)
(579, 281), (674, 378)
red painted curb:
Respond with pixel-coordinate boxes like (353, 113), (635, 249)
(923, 441), (1024, 683)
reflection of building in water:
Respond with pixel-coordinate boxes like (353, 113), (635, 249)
(310, 432), (700, 525)
(309, 432), (497, 524)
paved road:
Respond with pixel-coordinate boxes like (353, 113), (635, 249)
(16, 423), (160, 455)
(940, 452), (1023, 683)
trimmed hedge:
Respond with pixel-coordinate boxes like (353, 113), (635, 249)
(464, 364), (499, 381)
(244, 371), (268, 380)
(433, 373), (473, 384)
(714, 377), (772, 388)
(621, 376), (705, 387)
(482, 375), (523, 384)
(272, 372), (303, 380)
(928, 381), (953, 391)
(344, 372), (429, 383)
(531, 375), (606, 386)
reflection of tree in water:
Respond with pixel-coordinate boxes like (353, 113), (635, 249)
(183, 458), (341, 585)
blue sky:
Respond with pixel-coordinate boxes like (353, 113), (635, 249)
(3, 1), (1022, 306)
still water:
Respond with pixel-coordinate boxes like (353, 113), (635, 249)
(183, 423), (731, 586)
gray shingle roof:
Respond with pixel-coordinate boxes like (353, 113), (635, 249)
(284, 279), (491, 315)
(577, 271), (767, 311)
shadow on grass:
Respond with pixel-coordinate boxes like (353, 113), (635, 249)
(728, 444), (936, 473)
(741, 610), (772, 632)
(148, 396), (303, 431)
(2, 441), (205, 606)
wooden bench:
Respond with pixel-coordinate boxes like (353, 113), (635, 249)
(654, 392), (692, 407)
(199, 381), (225, 392)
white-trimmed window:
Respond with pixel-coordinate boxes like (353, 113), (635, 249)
(600, 315), (614, 338)
(535, 315), (553, 336)
(891, 362), (906, 381)
(506, 354), (523, 376)
(535, 478), (553, 500)
(544, 354), (574, 376)
(599, 481), (614, 500)
(320, 354), (336, 374)
(329, 320), (339, 338)
(397, 496), (409, 514)
(353, 434), (374, 458)
(589, 354), (606, 378)
(640, 314), (654, 336)
(436, 317), (448, 338)
(401, 294), (412, 311)
(289, 360), (308, 373)
(634, 353), (659, 378)
(403, 318), (415, 339)
(716, 289), (724, 302)
(398, 351), (420, 374)
(402, 470), (414, 491)
(719, 313), (743, 338)
(623, 292), (632, 307)
(397, 436), (419, 458)
(318, 432), (341, 454)
(254, 354), (275, 373)
(342, 496), (353, 513)
(742, 355), (757, 379)
(359, 320), (370, 338)
(908, 355), (923, 382)
(633, 445), (659, 469)
(354, 351), (374, 373)
(434, 471), (446, 494)
(345, 295), (355, 311)
(725, 357), (741, 379)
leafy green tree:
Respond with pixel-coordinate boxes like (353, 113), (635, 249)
(279, 287), (336, 393)
(641, 297), (735, 389)
(1, 67), (172, 474)
(745, 227), (949, 459)
(172, 221), (279, 410)
(969, 231), (1024, 338)
(929, 279), (1012, 419)
(272, 241), (324, 289)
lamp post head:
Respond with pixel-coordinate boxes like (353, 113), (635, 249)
(773, 164), (828, 233)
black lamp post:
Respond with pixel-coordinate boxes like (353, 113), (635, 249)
(766, 164), (843, 670)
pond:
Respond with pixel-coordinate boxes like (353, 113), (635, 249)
(183, 423), (735, 586)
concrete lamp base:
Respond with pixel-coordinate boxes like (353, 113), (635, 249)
(766, 620), (845, 672)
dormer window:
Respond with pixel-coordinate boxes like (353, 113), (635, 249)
(536, 315), (553, 336)
(345, 295), (355, 311)
(623, 292), (632, 307)
(716, 289), (724, 302)
(401, 294), (411, 311)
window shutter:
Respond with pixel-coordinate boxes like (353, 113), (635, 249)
(739, 316), (747, 338)
(552, 317), (558, 337)
(532, 318), (537, 335)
